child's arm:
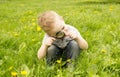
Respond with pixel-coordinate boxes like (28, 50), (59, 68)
(37, 44), (48, 59)
(37, 37), (55, 59)
(63, 26), (88, 50)
(67, 31), (88, 49)
(75, 36), (88, 49)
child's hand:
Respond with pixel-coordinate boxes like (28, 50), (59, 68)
(68, 31), (78, 40)
(44, 37), (56, 47)
(45, 37), (56, 46)
(63, 28), (78, 40)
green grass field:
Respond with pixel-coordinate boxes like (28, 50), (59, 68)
(0, 0), (120, 77)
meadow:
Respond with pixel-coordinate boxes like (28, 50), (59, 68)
(0, 0), (120, 77)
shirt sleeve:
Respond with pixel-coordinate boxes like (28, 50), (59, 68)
(42, 34), (49, 44)
(67, 24), (82, 38)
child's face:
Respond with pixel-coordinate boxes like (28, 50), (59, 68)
(41, 17), (64, 37)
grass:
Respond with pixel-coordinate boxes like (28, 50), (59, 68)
(0, 0), (120, 77)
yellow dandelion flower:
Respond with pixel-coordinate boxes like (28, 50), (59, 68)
(28, 11), (33, 14)
(109, 6), (114, 11)
(65, 13), (68, 16)
(56, 60), (61, 64)
(23, 26), (27, 29)
(9, 66), (13, 71)
(21, 70), (27, 75)
(32, 23), (36, 26)
(101, 49), (106, 53)
(93, 11), (99, 14)
(21, 18), (26, 22)
(56, 58), (62, 64)
(32, 18), (35, 21)
(12, 32), (19, 37)
(109, 8), (113, 11)
(67, 59), (71, 62)
(11, 71), (17, 77)
(37, 26), (41, 32)
(32, 38), (36, 42)
(14, 33), (19, 37)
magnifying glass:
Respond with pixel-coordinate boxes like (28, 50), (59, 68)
(55, 31), (65, 39)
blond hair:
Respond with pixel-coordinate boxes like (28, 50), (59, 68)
(38, 11), (64, 26)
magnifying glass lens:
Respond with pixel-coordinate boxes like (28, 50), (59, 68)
(56, 31), (65, 38)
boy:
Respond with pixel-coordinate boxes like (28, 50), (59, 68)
(37, 11), (88, 68)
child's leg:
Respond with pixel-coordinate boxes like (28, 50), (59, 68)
(64, 40), (81, 67)
(46, 45), (62, 66)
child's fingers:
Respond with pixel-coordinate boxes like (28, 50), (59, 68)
(63, 30), (70, 36)
(46, 40), (53, 46)
(50, 37), (56, 41)
(69, 32), (76, 39)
